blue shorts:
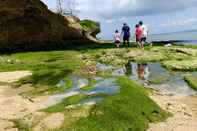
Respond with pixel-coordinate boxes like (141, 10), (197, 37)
(123, 36), (130, 41)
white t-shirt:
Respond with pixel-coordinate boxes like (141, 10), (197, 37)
(141, 25), (149, 37)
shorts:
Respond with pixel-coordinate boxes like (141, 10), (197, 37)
(136, 35), (141, 42)
(115, 40), (120, 43)
(123, 36), (130, 41)
(140, 37), (147, 42)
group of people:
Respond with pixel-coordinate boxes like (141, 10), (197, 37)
(114, 21), (149, 49)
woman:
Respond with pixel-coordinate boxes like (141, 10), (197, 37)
(135, 24), (143, 48)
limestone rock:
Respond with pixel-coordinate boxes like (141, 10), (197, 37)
(33, 113), (64, 131)
(0, 119), (17, 131)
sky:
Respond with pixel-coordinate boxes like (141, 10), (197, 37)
(41, 0), (197, 39)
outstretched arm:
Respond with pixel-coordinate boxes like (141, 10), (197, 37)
(121, 27), (124, 36)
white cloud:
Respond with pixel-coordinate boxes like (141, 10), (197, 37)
(105, 17), (127, 23)
(76, 0), (197, 19)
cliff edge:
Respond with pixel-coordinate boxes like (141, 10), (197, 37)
(0, 0), (100, 52)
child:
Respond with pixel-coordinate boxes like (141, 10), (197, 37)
(135, 24), (143, 48)
(114, 30), (121, 48)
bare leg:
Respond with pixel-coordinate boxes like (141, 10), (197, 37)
(123, 40), (126, 47)
(117, 43), (120, 48)
(141, 42), (144, 49)
(137, 42), (140, 48)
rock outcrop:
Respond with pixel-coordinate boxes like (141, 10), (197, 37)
(0, 0), (100, 52)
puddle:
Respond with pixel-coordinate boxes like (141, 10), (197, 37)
(56, 80), (67, 87)
(78, 78), (89, 88)
(94, 77), (104, 81)
(40, 76), (119, 109)
(81, 78), (119, 95)
(96, 62), (112, 71)
(124, 62), (196, 96)
(39, 91), (80, 109)
(43, 61), (197, 109)
(113, 68), (126, 76)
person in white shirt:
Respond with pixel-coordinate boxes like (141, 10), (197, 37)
(114, 30), (121, 48)
(139, 21), (149, 48)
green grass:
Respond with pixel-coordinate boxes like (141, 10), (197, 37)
(80, 20), (97, 30)
(81, 85), (95, 91)
(20, 77), (73, 97)
(43, 93), (108, 113)
(80, 79), (97, 91)
(0, 51), (84, 86)
(67, 77), (170, 131)
(1, 45), (197, 95)
(184, 75), (197, 90)
(64, 77), (73, 89)
(1, 45), (186, 131)
(162, 58), (197, 71)
(43, 94), (87, 113)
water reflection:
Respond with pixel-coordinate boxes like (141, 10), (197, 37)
(137, 63), (149, 80)
(126, 62), (150, 81)
(125, 62), (196, 96)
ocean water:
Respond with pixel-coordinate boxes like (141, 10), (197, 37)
(149, 30), (197, 45)
(99, 30), (197, 45)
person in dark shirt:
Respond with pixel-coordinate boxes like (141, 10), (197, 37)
(121, 23), (131, 47)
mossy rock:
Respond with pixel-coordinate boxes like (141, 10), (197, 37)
(184, 75), (197, 90)
(69, 77), (170, 131)
(80, 20), (98, 29)
(163, 58), (197, 71)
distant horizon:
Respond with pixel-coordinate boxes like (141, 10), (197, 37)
(151, 28), (197, 35)
(100, 29), (197, 42)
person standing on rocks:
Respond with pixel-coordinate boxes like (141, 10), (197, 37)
(114, 30), (121, 48)
(135, 24), (143, 48)
(121, 23), (131, 47)
(139, 21), (149, 49)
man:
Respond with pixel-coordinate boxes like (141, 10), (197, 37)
(139, 21), (149, 48)
(121, 23), (130, 47)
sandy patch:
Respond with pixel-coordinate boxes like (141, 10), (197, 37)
(148, 90), (197, 131)
(0, 71), (32, 83)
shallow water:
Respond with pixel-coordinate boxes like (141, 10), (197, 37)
(67, 76), (119, 95)
(149, 30), (197, 44)
(125, 62), (196, 96)
(83, 78), (119, 95)
(96, 62), (113, 71)
(43, 62), (197, 109)
(41, 75), (119, 109)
